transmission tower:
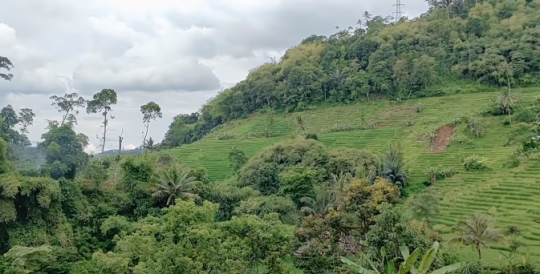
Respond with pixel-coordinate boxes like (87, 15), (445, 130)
(392, 0), (404, 23)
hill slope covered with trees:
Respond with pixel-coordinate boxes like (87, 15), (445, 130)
(161, 0), (540, 149)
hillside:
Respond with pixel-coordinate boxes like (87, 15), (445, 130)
(160, 86), (540, 265)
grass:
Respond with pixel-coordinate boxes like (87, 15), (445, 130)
(156, 86), (540, 266)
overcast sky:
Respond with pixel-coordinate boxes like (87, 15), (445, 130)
(0, 0), (428, 153)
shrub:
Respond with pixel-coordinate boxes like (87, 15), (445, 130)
(465, 117), (485, 137)
(424, 166), (455, 185)
(361, 121), (380, 129)
(402, 119), (415, 127)
(414, 103), (424, 113)
(329, 123), (356, 132)
(450, 115), (465, 127)
(462, 155), (488, 171)
(441, 167), (456, 178)
(424, 167), (439, 185)
(503, 154), (520, 168)
(305, 133), (318, 141)
(452, 134), (472, 145)
(217, 132), (235, 140)
(514, 107), (537, 123)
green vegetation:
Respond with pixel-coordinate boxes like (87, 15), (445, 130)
(3, 0), (540, 272)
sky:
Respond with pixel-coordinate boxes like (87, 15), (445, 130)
(0, 0), (428, 153)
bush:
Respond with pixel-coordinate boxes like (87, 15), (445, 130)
(514, 107), (537, 123)
(440, 167), (456, 178)
(465, 117), (485, 137)
(305, 133), (319, 140)
(424, 166), (455, 185)
(414, 103), (424, 113)
(402, 119), (415, 127)
(462, 155), (488, 171)
(328, 123), (357, 132)
(503, 154), (520, 168)
(452, 134), (472, 145)
(217, 132), (235, 140)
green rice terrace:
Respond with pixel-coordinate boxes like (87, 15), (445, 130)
(160, 87), (540, 265)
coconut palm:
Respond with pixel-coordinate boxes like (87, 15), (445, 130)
(152, 167), (201, 206)
(449, 212), (506, 260)
(299, 184), (333, 217)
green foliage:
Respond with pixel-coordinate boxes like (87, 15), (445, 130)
(409, 192), (440, 227)
(0, 56), (14, 81)
(239, 139), (329, 195)
(200, 181), (258, 221)
(91, 199), (295, 274)
(465, 116), (485, 138)
(228, 146), (247, 174)
(449, 212), (506, 260)
(234, 195), (299, 225)
(279, 166), (317, 207)
(40, 125), (88, 180)
(462, 155), (489, 171)
(341, 241), (464, 274)
(86, 89), (118, 153)
(305, 132), (319, 140)
(381, 143), (408, 193)
(50, 93), (86, 126)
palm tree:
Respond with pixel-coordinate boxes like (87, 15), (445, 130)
(449, 212), (506, 260)
(381, 143), (408, 193)
(152, 167), (201, 206)
(299, 185), (333, 217)
(341, 241), (465, 274)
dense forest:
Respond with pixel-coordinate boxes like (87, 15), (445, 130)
(1, 0), (540, 273)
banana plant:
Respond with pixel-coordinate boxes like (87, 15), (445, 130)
(341, 241), (465, 274)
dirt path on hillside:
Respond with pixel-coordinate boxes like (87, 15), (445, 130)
(430, 126), (454, 153)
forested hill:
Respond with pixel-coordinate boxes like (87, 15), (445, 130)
(161, 0), (540, 149)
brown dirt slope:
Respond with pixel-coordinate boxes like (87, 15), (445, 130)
(430, 126), (454, 153)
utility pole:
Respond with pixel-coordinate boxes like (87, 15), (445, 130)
(393, 0), (405, 23)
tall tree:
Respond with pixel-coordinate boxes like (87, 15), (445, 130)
(140, 101), (162, 153)
(86, 89), (117, 153)
(449, 212), (506, 260)
(0, 105), (18, 129)
(50, 93), (86, 126)
(17, 108), (35, 134)
(0, 56), (14, 81)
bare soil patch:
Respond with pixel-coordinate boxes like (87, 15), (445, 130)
(430, 126), (454, 153)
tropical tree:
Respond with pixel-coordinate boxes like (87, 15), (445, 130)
(0, 56), (14, 81)
(449, 212), (506, 260)
(381, 143), (408, 193)
(140, 101), (162, 153)
(86, 89), (118, 153)
(408, 192), (440, 228)
(50, 93), (86, 126)
(299, 184), (333, 217)
(341, 241), (464, 274)
(152, 166), (201, 206)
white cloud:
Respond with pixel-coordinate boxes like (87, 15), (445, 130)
(124, 144), (136, 150)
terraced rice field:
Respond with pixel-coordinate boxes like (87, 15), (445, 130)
(160, 87), (540, 264)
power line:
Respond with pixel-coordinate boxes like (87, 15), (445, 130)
(392, 0), (405, 23)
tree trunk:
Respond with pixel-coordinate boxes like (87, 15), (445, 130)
(477, 245), (482, 260)
(142, 123), (149, 154)
(102, 110), (108, 153)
